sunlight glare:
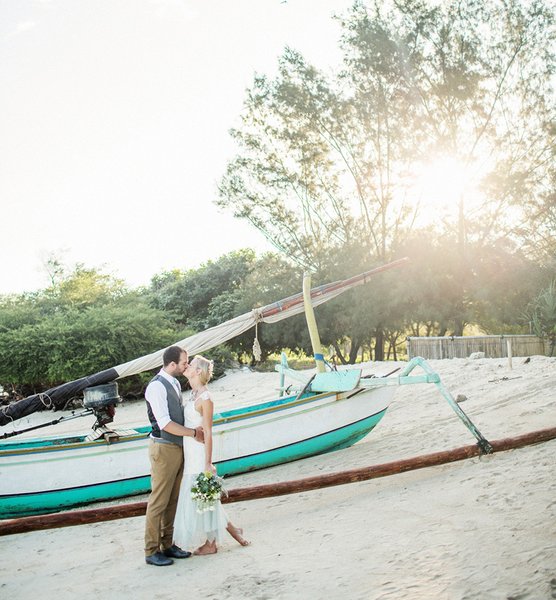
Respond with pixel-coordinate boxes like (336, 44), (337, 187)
(410, 156), (475, 227)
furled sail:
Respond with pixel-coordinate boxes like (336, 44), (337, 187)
(0, 258), (408, 426)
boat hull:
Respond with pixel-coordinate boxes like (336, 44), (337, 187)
(0, 385), (394, 518)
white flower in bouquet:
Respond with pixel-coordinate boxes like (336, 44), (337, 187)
(191, 471), (226, 514)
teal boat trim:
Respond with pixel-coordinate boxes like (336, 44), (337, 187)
(0, 408), (387, 518)
(0, 476), (152, 519)
(217, 407), (388, 476)
(213, 391), (332, 424)
(0, 391), (335, 458)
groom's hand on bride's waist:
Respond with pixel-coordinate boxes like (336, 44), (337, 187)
(194, 426), (205, 443)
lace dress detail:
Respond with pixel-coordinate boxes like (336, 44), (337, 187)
(173, 391), (228, 550)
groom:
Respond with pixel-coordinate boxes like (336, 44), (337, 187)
(144, 345), (204, 566)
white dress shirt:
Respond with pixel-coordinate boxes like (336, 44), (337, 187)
(145, 368), (183, 431)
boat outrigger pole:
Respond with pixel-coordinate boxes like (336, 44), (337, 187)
(357, 358), (493, 454)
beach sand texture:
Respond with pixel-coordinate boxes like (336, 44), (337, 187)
(1, 356), (555, 600)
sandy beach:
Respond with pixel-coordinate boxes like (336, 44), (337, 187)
(1, 356), (555, 600)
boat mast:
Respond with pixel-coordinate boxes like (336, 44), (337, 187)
(303, 274), (326, 373)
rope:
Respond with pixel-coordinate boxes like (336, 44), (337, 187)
(252, 321), (262, 362)
(38, 392), (53, 410)
(0, 405), (13, 424)
(0, 391), (54, 437)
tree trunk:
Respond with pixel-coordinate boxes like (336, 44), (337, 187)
(348, 340), (360, 364)
(385, 335), (398, 361)
(389, 337), (398, 361)
(332, 342), (348, 365)
(374, 328), (385, 361)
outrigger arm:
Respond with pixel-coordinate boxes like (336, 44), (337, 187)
(276, 356), (493, 454)
(364, 357), (493, 454)
(281, 270), (492, 453)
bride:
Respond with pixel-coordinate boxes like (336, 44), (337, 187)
(173, 354), (249, 555)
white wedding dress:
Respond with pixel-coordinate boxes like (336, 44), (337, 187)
(173, 391), (228, 550)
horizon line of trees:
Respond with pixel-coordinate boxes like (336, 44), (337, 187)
(0, 240), (554, 399)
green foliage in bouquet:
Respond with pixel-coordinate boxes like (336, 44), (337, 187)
(190, 471), (226, 514)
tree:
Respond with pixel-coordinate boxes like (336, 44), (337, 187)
(54, 265), (127, 308)
(468, 242), (546, 333)
(526, 280), (556, 356)
(217, 41), (414, 270)
(147, 249), (256, 329)
(0, 295), (43, 333)
(218, 0), (555, 349)
(395, 232), (545, 337)
(206, 253), (309, 362)
(42, 252), (67, 288)
(0, 301), (179, 387)
(0, 266), (181, 394)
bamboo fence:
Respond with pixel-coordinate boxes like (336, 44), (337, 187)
(406, 335), (547, 360)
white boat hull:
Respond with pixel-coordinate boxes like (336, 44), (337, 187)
(0, 385), (394, 518)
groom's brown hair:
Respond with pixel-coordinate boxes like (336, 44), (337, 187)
(162, 345), (187, 366)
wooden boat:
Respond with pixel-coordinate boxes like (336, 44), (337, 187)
(0, 373), (395, 518)
(0, 258), (491, 519)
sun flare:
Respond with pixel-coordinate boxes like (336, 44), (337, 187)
(399, 155), (489, 231)
(416, 157), (468, 208)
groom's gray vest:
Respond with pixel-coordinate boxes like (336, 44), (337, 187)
(146, 374), (184, 447)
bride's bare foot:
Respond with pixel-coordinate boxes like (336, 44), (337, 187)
(227, 524), (250, 546)
(193, 541), (217, 555)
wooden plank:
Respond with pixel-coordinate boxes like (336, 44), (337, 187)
(0, 502), (147, 536)
(1, 425), (555, 536)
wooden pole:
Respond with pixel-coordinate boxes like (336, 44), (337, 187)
(303, 274), (326, 373)
(1, 426), (555, 537)
(507, 339), (513, 370)
(279, 352), (288, 396)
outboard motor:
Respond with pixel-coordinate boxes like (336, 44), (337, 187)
(83, 382), (121, 429)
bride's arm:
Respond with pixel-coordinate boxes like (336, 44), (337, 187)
(200, 396), (215, 474)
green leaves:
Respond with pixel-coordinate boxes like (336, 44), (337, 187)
(190, 472), (225, 513)
(0, 269), (178, 388)
(526, 281), (556, 356)
(147, 249), (256, 329)
(215, 0), (555, 358)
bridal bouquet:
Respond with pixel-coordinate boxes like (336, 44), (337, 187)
(191, 471), (226, 514)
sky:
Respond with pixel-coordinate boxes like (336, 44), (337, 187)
(0, 0), (350, 295)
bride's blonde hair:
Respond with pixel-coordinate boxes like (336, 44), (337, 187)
(193, 355), (214, 385)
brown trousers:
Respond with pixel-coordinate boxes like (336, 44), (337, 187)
(144, 440), (184, 556)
